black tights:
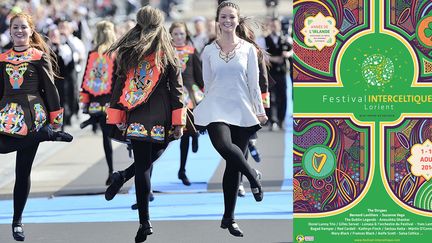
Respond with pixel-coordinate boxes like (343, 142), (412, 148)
(179, 134), (198, 173)
(97, 116), (113, 174)
(207, 122), (257, 219)
(0, 132), (47, 154)
(13, 143), (39, 224)
(122, 143), (167, 182)
(131, 141), (167, 224)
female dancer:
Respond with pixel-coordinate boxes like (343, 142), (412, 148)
(106, 6), (184, 242)
(79, 20), (117, 185)
(169, 21), (204, 186)
(0, 12), (72, 241)
(193, 1), (268, 237)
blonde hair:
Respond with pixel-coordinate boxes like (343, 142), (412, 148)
(94, 20), (116, 54)
(108, 6), (179, 76)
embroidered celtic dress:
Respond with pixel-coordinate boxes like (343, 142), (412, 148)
(0, 48), (63, 138)
(79, 51), (116, 115)
(106, 54), (186, 143)
(175, 45), (204, 110)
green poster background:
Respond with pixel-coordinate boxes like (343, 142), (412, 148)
(293, 0), (432, 242)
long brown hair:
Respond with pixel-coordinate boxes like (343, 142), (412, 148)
(10, 12), (59, 77)
(108, 6), (179, 76)
(235, 17), (268, 63)
(94, 20), (116, 54)
(169, 21), (193, 45)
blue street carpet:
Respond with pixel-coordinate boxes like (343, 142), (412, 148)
(0, 191), (292, 223)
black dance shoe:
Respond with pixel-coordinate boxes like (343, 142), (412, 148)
(12, 223), (25, 241)
(104, 171), (125, 201)
(220, 218), (244, 237)
(135, 221), (153, 243)
(52, 131), (73, 142)
(178, 171), (191, 186)
(39, 126), (73, 142)
(251, 169), (263, 202)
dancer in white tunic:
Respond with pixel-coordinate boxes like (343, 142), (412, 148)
(193, 1), (268, 237)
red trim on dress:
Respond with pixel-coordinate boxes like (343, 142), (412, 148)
(172, 108), (186, 126)
(49, 108), (64, 129)
(262, 92), (270, 108)
(80, 92), (90, 103)
(106, 107), (126, 124)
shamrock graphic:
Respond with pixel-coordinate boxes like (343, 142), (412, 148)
(424, 21), (432, 39)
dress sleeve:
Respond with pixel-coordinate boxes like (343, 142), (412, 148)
(201, 46), (211, 93)
(258, 57), (270, 108)
(246, 46), (265, 116)
(167, 63), (186, 126)
(37, 53), (64, 128)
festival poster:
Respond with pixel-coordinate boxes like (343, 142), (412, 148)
(293, 0), (432, 242)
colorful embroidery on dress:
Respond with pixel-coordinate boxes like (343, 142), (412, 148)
(126, 123), (148, 138)
(119, 56), (161, 110)
(177, 51), (190, 72)
(0, 103), (28, 136)
(33, 103), (47, 132)
(82, 52), (113, 96)
(0, 48), (42, 64)
(51, 112), (63, 129)
(5, 63), (28, 89)
(150, 125), (165, 141)
(175, 46), (194, 72)
(182, 86), (193, 109)
(6, 50), (33, 62)
(88, 102), (109, 114)
(191, 84), (204, 104)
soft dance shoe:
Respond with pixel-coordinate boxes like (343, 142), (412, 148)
(135, 221), (153, 243)
(251, 169), (263, 202)
(178, 171), (191, 186)
(39, 126), (73, 142)
(220, 218), (244, 237)
(52, 131), (73, 142)
(12, 223), (25, 241)
(104, 171), (125, 201)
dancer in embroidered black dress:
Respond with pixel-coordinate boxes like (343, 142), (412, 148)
(79, 20), (117, 185)
(106, 6), (185, 242)
(0, 12), (72, 241)
(169, 21), (204, 186)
